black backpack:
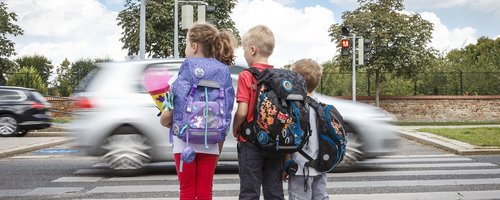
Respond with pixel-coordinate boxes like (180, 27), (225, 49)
(240, 68), (310, 153)
(300, 96), (347, 172)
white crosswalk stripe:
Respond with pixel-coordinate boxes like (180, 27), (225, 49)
(7, 154), (500, 199)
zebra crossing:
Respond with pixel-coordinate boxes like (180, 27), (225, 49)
(3, 154), (500, 200)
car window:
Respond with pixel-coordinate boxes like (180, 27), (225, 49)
(31, 91), (48, 104)
(74, 68), (100, 93)
(138, 63), (181, 93)
(0, 90), (25, 101)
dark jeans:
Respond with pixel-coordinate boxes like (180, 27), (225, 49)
(238, 141), (285, 200)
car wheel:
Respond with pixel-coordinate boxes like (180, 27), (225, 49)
(0, 114), (18, 137)
(16, 130), (29, 137)
(338, 124), (364, 167)
(102, 126), (151, 170)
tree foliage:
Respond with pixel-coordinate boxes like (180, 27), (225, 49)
(0, 2), (23, 84)
(0, 2), (23, 58)
(447, 37), (500, 72)
(50, 58), (73, 96)
(15, 55), (53, 83)
(0, 58), (18, 85)
(6, 66), (47, 94)
(117, 0), (239, 58)
(328, 0), (435, 105)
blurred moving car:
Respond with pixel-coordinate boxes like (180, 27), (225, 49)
(0, 86), (52, 137)
(69, 59), (398, 170)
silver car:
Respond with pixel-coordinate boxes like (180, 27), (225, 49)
(69, 59), (398, 170)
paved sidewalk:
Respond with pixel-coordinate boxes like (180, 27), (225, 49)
(0, 134), (72, 158)
(398, 125), (500, 155)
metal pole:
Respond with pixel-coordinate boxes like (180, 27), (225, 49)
(352, 33), (356, 102)
(139, 0), (146, 60)
(174, 0), (179, 58)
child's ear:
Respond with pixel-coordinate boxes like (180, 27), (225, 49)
(192, 42), (199, 53)
(251, 46), (257, 56)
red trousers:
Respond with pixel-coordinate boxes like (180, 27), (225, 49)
(174, 153), (218, 200)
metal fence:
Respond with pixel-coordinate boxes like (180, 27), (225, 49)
(319, 72), (500, 96)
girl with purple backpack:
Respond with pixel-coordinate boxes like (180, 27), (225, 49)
(160, 22), (236, 200)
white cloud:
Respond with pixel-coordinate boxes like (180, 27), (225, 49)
(420, 12), (478, 52)
(232, 0), (337, 67)
(6, 0), (127, 68)
(406, 0), (500, 17)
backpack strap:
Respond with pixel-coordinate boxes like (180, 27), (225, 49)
(245, 68), (261, 78)
(245, 68), (261, 91)
(299, 96), (325, 162)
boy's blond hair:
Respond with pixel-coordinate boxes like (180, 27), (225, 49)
(242, 25), (275, 57)
(291, 59), (323, 93)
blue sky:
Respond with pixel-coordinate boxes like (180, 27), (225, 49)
(3, 0), (499, 69)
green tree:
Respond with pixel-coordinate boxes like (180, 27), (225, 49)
(117, 0), (239, 58)
(329, 0), (435, 106)
(51, 58), (73, 96)
(447, 37), (500, 72)
(69, 58), (111, 92)
(15, 55), (53, 84)
(445, 37), (500, 95)
(0, 2), (23, 83)
(0, 58), (19, 84)
(6, 66), (47, 94)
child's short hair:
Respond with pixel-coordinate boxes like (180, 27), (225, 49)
(291, 59), (322, 93)
(242, 25), (275, 57)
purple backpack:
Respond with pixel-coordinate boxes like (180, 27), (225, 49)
(170, 58), (235, 147)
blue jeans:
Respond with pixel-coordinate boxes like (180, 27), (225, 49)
(238, 141), (285, 200)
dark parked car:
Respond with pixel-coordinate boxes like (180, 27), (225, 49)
(0, 86), (51, 136)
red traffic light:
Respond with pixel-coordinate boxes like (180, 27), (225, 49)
(341, 39), (350, 48)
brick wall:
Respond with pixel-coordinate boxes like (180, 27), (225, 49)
(337, 96), (500, 122)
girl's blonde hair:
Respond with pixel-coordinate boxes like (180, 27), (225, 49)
(187, 23), (237, 66)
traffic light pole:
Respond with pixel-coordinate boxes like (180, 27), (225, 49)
(139, 0), (146, 60)
(352, 33), (356, 102)
(174, 0), (179, 58)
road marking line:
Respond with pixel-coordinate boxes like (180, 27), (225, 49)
(358, 157), (472, 164)
(52, 177), (103, 182)
(84, 178), (500, 193)
(378, 154), (458, 158)
(22, 187), (84, 196)
(331, 169), (500, 177)
(78, 190), (500, 200)
(361, 162), (496, 168)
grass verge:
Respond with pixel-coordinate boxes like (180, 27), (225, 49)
(397, 121), (500, 126)
(418, 127), (500, 147)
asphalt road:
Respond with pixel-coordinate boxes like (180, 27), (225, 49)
(1, 138), (499, 199)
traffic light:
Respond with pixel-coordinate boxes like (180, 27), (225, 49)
(358, 37), (372, 65)
(181, 5), (194, 29)
(340, 39), (350, 56)
(363, 38), (372, 54)
(341, 26), (350, 36)
(205, 5), (216, 24)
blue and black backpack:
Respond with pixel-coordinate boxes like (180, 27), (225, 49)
(240, 68), (310, 153)
(300, 96), (347, 172)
